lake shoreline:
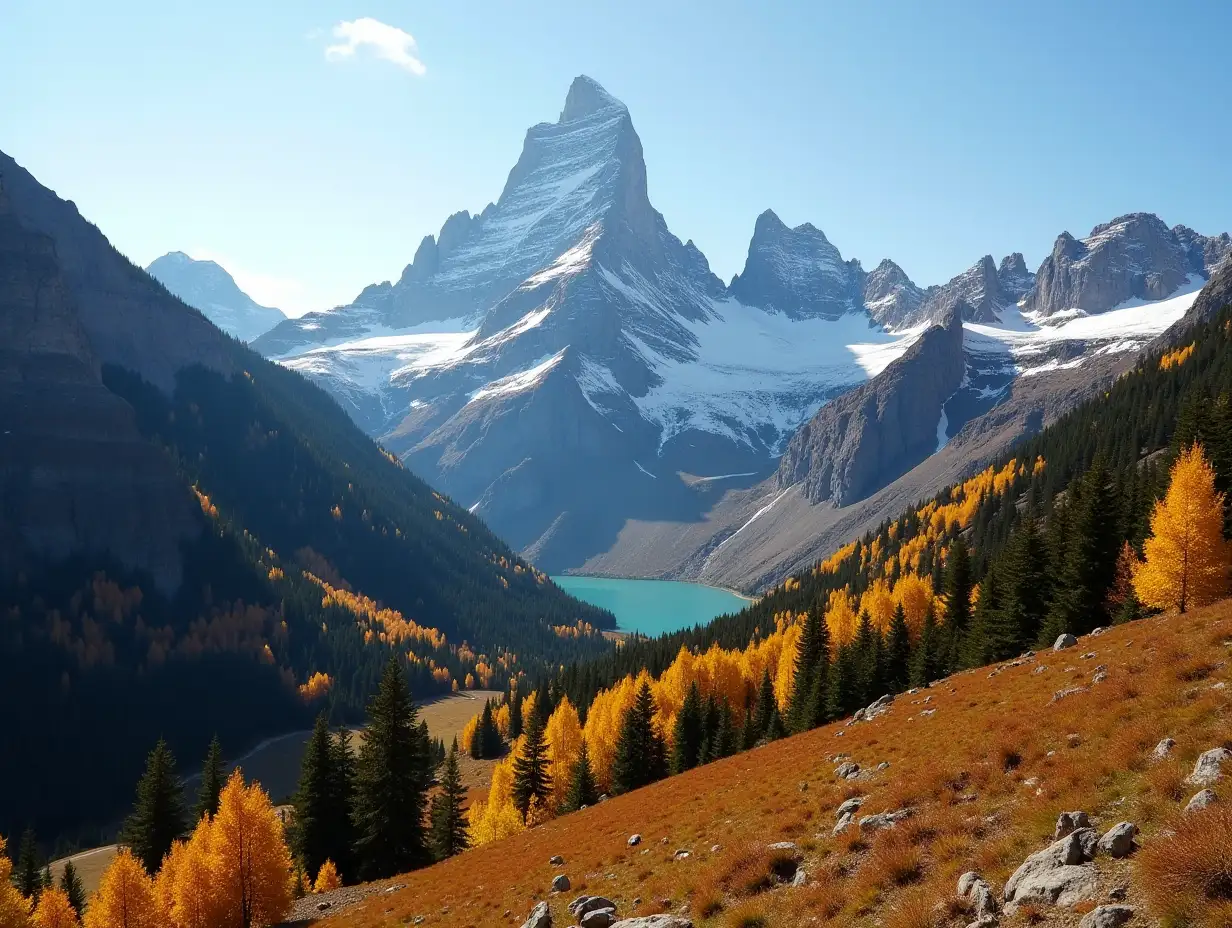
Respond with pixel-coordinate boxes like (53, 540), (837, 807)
(556, 571), (757, 603)
(553, 574), (755, 637)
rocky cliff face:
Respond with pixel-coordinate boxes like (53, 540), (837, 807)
(0, 179), (200, 591)
(863, 259), (924, 328)
(775, 306), (966, 505)
(146, 252), (285, 343)
(1023, 213), (1229, 318)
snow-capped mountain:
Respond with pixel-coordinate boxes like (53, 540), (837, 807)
(254, 75), (1229, 581)
(147, 252), (285, 343)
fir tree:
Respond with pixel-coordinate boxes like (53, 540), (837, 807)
(853, 610), (884, 705)
(14, 828), (41, 901)
(998, 517), (1049, 652)
(940, 537), (973, 673)
(909, 604), (941, 687)
(764, 707), (786, 742)
(428, 742), (469, 861)
(711, 700), (736, 761)
(327, 727), (358, 881)
(697, 694), (721, 763)
(788, 608), (829, 733)
(885, 603), (912, 691)
(58, 860), (85, 917)
(293, 714), (354, 885)
(508, 687), (523, 740)
(511, 712), (552, 820)
(750, 669), (777, 741)
(825, 643), (858, 720)
(1047, 459), (1120, 635)
(611, 681), (667, 794)
(670, 682), (705, 774)
(562, 741), (599, 812)
(352, 656), (432, 880)
(962, 569), (1001, 668)
(118, 738), (187, 875)
(194, 734), (225, 822)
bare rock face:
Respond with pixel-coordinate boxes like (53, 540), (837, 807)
(1023, 212), (1222, 318)
(0, 177), (200, 591)
(863, 259), (924, 329)
(775, 306), (965, 505)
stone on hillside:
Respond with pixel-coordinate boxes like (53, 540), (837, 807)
(1052, 686), (1088, 703)
(1004, 829), (1099, 907)
(958, 872), (980, 895)
(1186, 747), (1232, 785)
(552, 874), (571, 893)
(836, 796), (865, 818)
(1097, 822), (1137, 858)
(673, 849), (690, 861)
(627, 834), (641, 847)
(1034, 665), (1049, 675)
(571, 896), (617, 918)
(581, 908), (618, 928)
(1093, 671), (1109, 684)
(957, 872), (997, 917)
(877, 761), (890, 771)
(1090, 628), (1106, 637)
(522, 901), (551, 928)
(1185, 789), (1218, 812)
(1079, 905), (1135, 928)
(1054, 634), (1078, 651)
(791, 868), (807, 887)
(859, 808), (913, 832)
(1055, 811), (1090, 840)
(768, 841), (799, 854)
(710, 844), (721, 854)
(832, 812), (855, 836)
(834, 761), (860, 779)
(609, 917), (694, 928)
(550, 855), (565, 866)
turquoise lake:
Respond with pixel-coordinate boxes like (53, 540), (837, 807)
(552, 575), (751, 636)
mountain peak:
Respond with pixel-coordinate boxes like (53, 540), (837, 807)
(559, 75), (626, 122)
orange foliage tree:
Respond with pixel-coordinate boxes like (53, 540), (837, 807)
(30, 889), (78, 928)
(84, 848), (162, 928)
(209, 770), (293, 928)
(1134, 443), (1231, 613)
(0, 835), (31, 928)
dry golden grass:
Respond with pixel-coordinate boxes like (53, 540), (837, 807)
(320, 604), (1232, 928)
(1138, 805), (1232, 927)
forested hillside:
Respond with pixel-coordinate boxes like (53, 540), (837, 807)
(441, 285), (1232, 843)
(0, 161), (612, 845)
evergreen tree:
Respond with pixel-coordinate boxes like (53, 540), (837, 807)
(611, 681), (667, 794)
(511, 712), (552, 820)
(711, 701), (736, 761)
(788, 608), (829, 732)
(352, 656), (432, 880)
(825, 643), (859, 720)
(471, 701), (503, 760)
(508, 687), (523, 740)
(1047, 459), (1121, 635)
(428, 742), (469, 861)
(561, 741), (600, 812)
(764, 707), (786, 742)
(750, 669), (776, 741)
(909, 604), (941, 687)
(998, 517), (1049, 652)
(963, 569), (1001, 668)
(14, 828), (41, 901)
(853, 611), (884, 705)
(697, 694), (721, 764)
(940, 537), (973, 673)
(118, 738), (187, 875)
(670, 682), (705, 774)
(194, 735), (225, 822)
(885, 603), (912, 691)
(293, 714), (355, 885)
(58, 860), (85, 917)
(327, 727), (358, 881)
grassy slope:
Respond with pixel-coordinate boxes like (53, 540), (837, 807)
(321, 601), (1232, 928)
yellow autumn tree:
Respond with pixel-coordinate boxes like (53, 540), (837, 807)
(84, 848), (162, 928)
(312, 860), (341, 894)
(30, 889), (78, 928)
(210, 770), (293, 928)
(468, 752), (526, 845)
(543, 697), (583, 812)
(162, 821), (222, 928)
(1134, 442), (1231, 613)
(0, 835), (32, 928)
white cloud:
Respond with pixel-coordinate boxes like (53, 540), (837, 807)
(324, 17), (426, 75)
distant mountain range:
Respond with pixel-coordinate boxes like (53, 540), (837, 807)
(249, 75), (1231, 587)
(146, 251), (286, 343)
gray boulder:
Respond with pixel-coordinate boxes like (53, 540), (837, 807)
(571, 897), (617, 918)
(522, 901), (551, 928)
(1152, 738), (1175, 760)
(1054, 634), (1078, 651)
(1097, 822), (1137, 858)
(1055, 811), (1090, 840)
(836, 796), (865, 818)
(610, 918), (693, 928)
(1186, 747), (1232, 785)
(627, 834), (641, 847)
(957, 872), (997, 917)
(832, 811), (855, 836)
(581, 909), (618, 928)
(834, 761), (860, 779)
(859, 808), (913, 832)
(1004, 829), (1099, 907)
(550, 855), (565, 866)
(791, 868), (808, 887)
(1186, 788), (1218, 812)
(1078, 905), (1135, 928)
(551, 874), (571, 893)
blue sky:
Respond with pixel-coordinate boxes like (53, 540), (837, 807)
(4, 1), (1229, 316)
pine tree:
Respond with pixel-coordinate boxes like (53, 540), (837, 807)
(118, 738), (187, 875)
(885, 603), (911, 691)
(428, 743), (469, 861)
(998, 516), (1049, 651)
(697, 694), (720, 764)
(825, 643), (858, 720)
(194, 735), (225, 822)
(352, 656), (432, 880)
(670, 682), (705, 774)
(853, 611), (884, 705)
(764, 707), (786, 742)
(58, 862), (84, 918)
(561, 741), (599, 812)
(327, 728), (358, 881)
(963, 571), (1000, 668)
(1047, 459), (1120, 635)
(1134, 442), (1231, 612)
(909, 604), (940, 687)
(1106, 541), (1143, 624)
(611, 681), (667, 794)
(750, 669), (776, 741)
(940, 538), (973, 673)
(788, 609), (828, 733)
(293, 714), (353, 886)
(511, 712), (552, 820)
(712, 700), (736, 761)
(14, 828), (41, 901)
(508, 687), (523, 740)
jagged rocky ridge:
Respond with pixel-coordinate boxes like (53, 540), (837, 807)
(146, 251), (286, 343)
(252, 75), (1229, 580)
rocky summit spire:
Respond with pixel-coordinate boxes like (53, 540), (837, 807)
(559, 75), (626, 122)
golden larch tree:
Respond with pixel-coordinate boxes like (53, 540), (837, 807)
(163, 821), (222, 928)
(83, 848), (162, 928)
(1134, 442), (1231, 613)
(0, 835), (31, 928)
(543, 697), (583, 812)
(209, 770), (293, 928)
(30, 889), (78, 928)
(312, 860), (341, 894)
